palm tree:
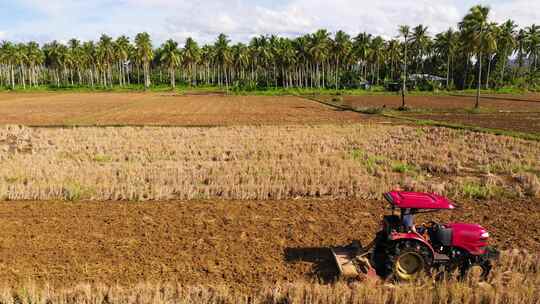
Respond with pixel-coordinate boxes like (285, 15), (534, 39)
(515, 29), (527, 79)
(115, 36), (131, 86)
(250, 35), (273, 87)
(435, 28), (458, 88)
(309, 29), (330, 88)
(160, 39), (181, 89)
(13, 44), (28, 89)
(134, 32), (153, 90)
(331, 30), (352, 89)
(0, 41), (16, 89)
(43, 41), (66, 87)
(369, 36), (384, 85)
(214, 33), (231, 89)
(459, 5), (494, 108)
(385, 39), (401, 81)
(183, 37), (201, 86)
(460, 5), (492, 108)
(81, 41), (96, 87)
(277, 39), (296, 88)
(96, 34), (115, 87)
(199, 45), (214, 85)
(398, 25), (411, 108)
(26, 41), (43, 87)
(411, 25), (430, 75)
(269, 35), (281, 87)
(231, 42), (250, 85)
(293, 36), (310, 87)
(353, 33), (372, 81)
(67, 39), (83, 85)
(525, 24), (540, 72)
(496, 20), (517, 86)
(483, 23), (499, 89)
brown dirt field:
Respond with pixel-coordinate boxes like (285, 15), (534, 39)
(476, 93), (540, 102)
(408, 112), (540, 134)
(0, 93), (378, 126)
(335, 95), (540, 112)
(0, 199), (538, 291)
(316, 94), (540, 134)
(0, 93), (139, 126)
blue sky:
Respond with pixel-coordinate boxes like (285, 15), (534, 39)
(0, 0), (537, 45)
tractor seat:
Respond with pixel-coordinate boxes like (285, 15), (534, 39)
(429, 225), (453, 247)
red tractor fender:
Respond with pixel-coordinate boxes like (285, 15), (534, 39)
(389, 232), (435, 258)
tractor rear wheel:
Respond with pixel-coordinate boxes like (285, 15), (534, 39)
(390, 241), (433, 281)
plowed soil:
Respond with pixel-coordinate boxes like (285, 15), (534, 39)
(336, 95), (540, 111)
(409, 112), (540, 134)
(0, 199), (538, 291)
(0, 93), (382, 126)
(317, 94), (540, 133)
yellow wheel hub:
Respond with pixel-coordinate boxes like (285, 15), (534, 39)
(395, 252), (424, 280)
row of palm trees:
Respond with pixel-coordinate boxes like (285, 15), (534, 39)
(0, 5), (539, 93)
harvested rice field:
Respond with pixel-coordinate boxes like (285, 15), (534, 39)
(1, 124), (538, 201)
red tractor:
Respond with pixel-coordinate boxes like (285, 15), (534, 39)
(332, 191), (499, 281)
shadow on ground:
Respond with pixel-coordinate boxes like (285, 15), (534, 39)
(283, 247), (339, 282)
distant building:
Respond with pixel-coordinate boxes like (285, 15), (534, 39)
(408, 74), (446, 82)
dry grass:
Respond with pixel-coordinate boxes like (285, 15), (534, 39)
(0, 124), (538, 201)
(1, 250), (538, 304)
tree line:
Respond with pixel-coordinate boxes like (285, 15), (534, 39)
(0, 5), (539, 94)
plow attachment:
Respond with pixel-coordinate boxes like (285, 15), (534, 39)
(330, 241), (378, 280)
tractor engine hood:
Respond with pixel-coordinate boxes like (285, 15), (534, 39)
(445, 223), (490, 255)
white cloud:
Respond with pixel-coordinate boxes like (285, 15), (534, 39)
(253, 6), (313, 35)
(271, 0), (462, 38)
(151, 0), (463, 43)
(0, 31), (5, 40)
(3, 0), (539, 45)
(490, 0), (540, 28)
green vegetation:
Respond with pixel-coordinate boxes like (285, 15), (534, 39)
(460, 181), (497, 200)
(62, 181), (93, 201)
(63, 182), (84, 201)
(351, 149), (420, 176)
(4, 176), (20, 184)
(391, 162), (416, 174)
(1, 5), (539, 98)
(92, 154), (113, 163)
(1, 83), (535, 97)
(351, 148), (387, 175)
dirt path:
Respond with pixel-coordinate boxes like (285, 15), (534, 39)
(0, 199), (537, 290)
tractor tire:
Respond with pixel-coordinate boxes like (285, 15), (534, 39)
(459, 248), (497, 280)
(448, 247), (498, 281)
(389, 241), (433, 281)
(478, 246), (499, 279)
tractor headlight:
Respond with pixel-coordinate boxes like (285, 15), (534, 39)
(481, 232), (490, 238)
